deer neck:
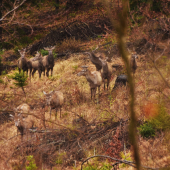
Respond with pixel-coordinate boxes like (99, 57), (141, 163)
(48, 50), (53, 55)
(85, 70), (95, 84)
(102, 62), (108, 74)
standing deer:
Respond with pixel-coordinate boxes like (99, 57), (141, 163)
(43, 46), (55, 77)
(43, 90), (64, 120)
(32, 47), (55, 77)
(77, 66), (102, 99)
(29, 52), (44, 78)
(99, 57), (113, 90)
(84, 52), (102, 71)
(18, 49), (32, 78)
(130, 53), (138, 76)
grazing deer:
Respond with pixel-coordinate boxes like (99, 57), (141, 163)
(77, 66), (102, 99)
(43, 90), (64, 120)
(99, 57), (113, 90)
(112, 74), (128, 90)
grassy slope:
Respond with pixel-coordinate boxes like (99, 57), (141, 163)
(1, 50), (170, 169)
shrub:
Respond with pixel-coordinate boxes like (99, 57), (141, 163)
(103, 128), (121, 160)
(119, 151), (132, 168)
(9, 71), (28, 96)
(83, 163), (112, 170)
(138, 122), (155, 138)
(40, 49), (48, 56)
(26, 155), (37, 170)
(149, 104), (170, 131)
(58, 38), (81, 53)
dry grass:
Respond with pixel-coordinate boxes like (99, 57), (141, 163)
(1, 47), (170, 169)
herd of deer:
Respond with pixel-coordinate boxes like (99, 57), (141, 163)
(10, 46), (138, 140)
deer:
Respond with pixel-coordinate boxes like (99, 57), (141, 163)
(29, 52), (44, 78)
(99, 57), (113, 90)
(32, 47), (55, 77)
(77, 66), (102, 99)
(43, 46), (55, 77)
(15, 103), (30, 118)
(130, 53), (138, 76)
(43, 90), (64, 120)
(112, 74), (128, 90)
(84, 52), (103, 71)
(18, 49), (32, 78)
(10, 112), (35, 140)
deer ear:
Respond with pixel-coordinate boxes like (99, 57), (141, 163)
(49, 91), (53, 94)
(43, 91), (47, 95)
(18, 113), (22, 116)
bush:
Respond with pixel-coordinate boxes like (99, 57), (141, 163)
(138, 122), (155, 138)
(26, 155), (37, 170)
(40, 49), (48, 56)
(9, 71), (28, 96)
(149, 104), (170, 131)
(119, 151), (132, 168)
(83, 163), (112, 170)
(58, 38), (81, 53)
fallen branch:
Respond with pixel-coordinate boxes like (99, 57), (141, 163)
(81, 155), (160, 170)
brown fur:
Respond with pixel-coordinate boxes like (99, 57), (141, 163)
(99, 57), (113, 90)
(12, 113), (35, 140)
(16, 103), (30, 118)
(43, 91), (64, 120)
(29, 57), (43, 78)
(85, 52), (103, 71)
(130, 54), (138, 76)
(77, 66), (102, 99)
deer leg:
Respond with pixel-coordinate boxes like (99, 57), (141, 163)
(104, 80), (105, 90)
(43, 68), (45, 77)
(91, 88), (93, 100)
(60, 107), (62, 118)
(38, 69), (41, 78)
(51, 68), (53, 77)
(50, 106), (52, 119)
(19, 68), (21, 74)
(94, 88), (97, 99)
(32, 69), (36, 78)
(55, 109), (58, 120)
(98, 86), (100, 96)
(46, 68), (50, 77)
(107, 78), (110, 90)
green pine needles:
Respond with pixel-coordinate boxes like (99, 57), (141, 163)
(10, 71), (28, 96)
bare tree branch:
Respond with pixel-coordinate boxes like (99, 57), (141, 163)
(0, 0), (27, 22)
(81, 155), (159, 170)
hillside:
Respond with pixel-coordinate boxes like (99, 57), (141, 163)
(1, 0), (170, 170)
